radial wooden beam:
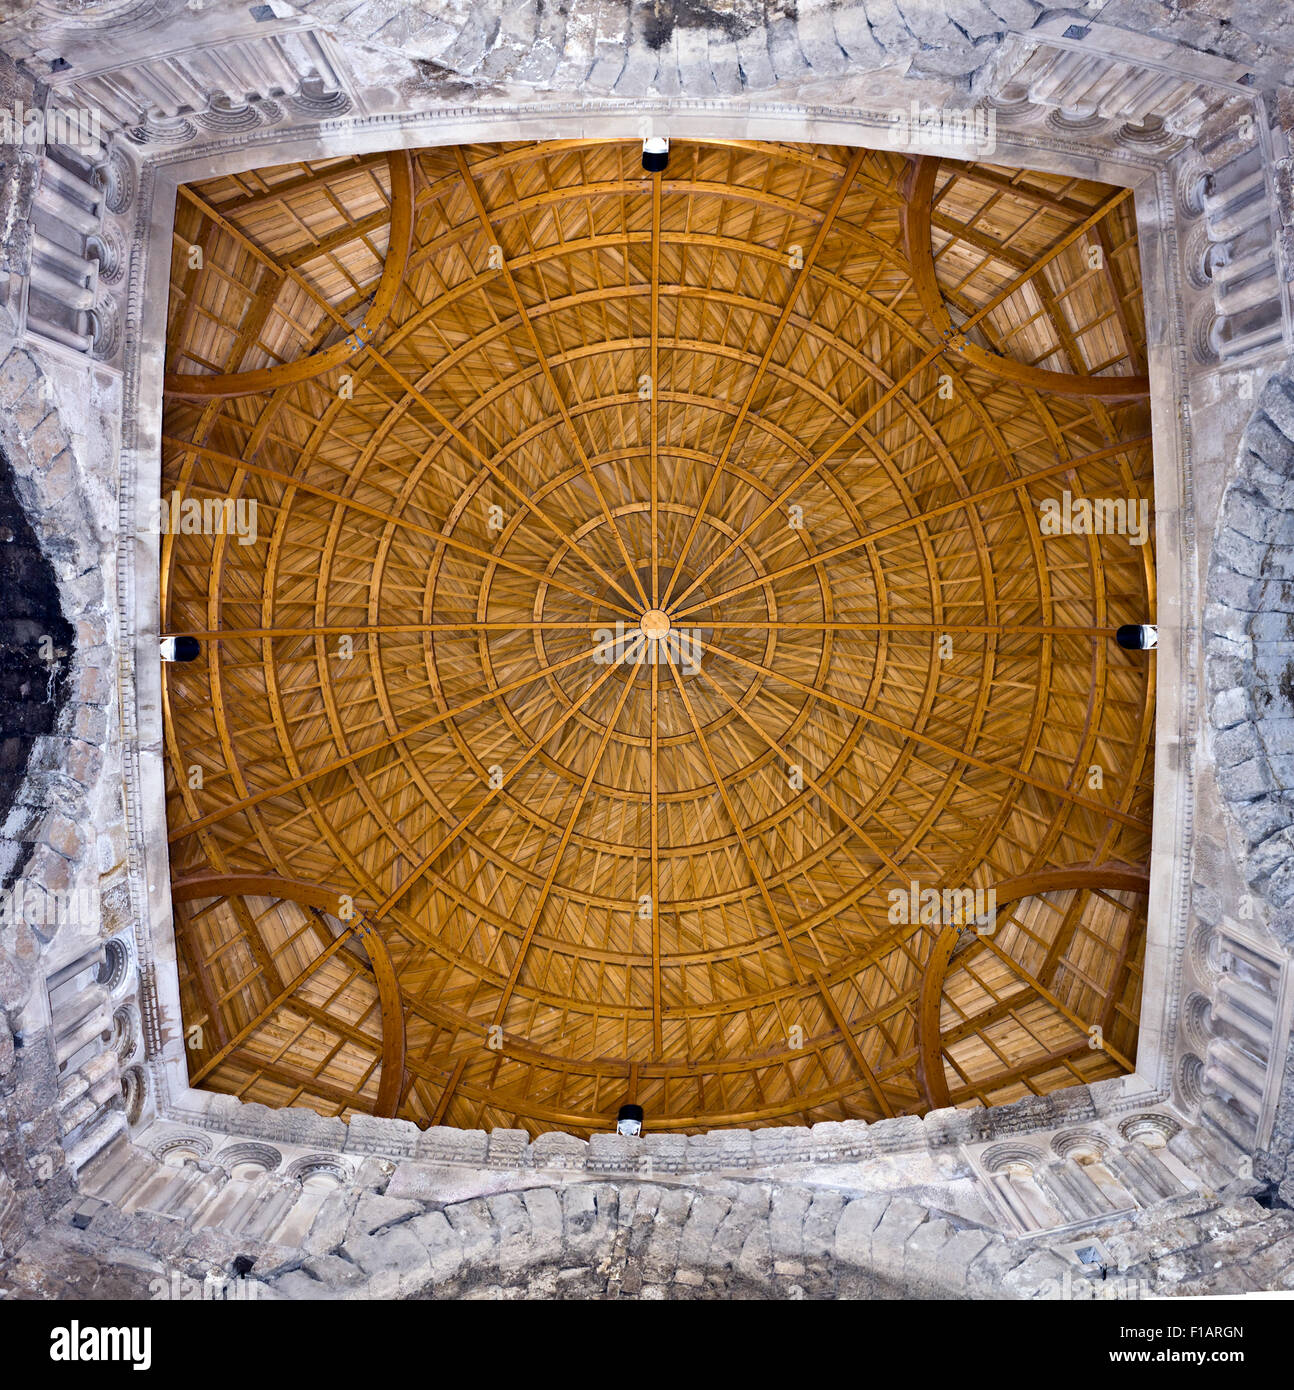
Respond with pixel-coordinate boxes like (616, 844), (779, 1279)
(167, 188), (643, 616)
(369, 643), (633, 922)
(664, 148), (866, 607)
(689, 654), (911, 883)
(650, 165), (662, 608)
(159, 434), (637, 620)
(452, 146), (650, 611)
(675, 434), (1151, 617)
(649, 654), (663, 1056)
(491, 650), (642, 1024)
(167, 629), (628, 842)
(665, 650), (808, 984)
(694, 636), (1148, 831)
(813, 971), (897, 1119)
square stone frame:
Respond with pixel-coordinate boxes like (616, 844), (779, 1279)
(121, 101), (1192, 1140)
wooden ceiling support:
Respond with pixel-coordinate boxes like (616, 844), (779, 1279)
(915, 867), (1149, 1108)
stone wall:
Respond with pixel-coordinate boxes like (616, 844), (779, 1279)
(1206, 369), (1294, 926)
(0, 334), (132, 1255)
(6, 1146), (1293, 1301)
(1202, 365), (1294, 1207)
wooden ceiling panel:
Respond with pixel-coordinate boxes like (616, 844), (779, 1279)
(161, 139), (1155, 1138)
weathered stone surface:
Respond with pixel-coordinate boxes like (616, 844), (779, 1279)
(346, 1192), (422, 1240)
(340, 1225), (432, 1296)
(408, 1210), (465, 1282)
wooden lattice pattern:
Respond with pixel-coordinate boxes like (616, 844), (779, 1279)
(159, 140), (1155, 1137)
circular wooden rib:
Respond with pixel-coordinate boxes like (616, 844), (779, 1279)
(160, 139), (1156, 1136)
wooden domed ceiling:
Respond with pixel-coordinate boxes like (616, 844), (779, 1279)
(160, 138), (1155, 1138)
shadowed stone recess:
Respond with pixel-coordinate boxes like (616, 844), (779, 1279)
(0, 445), (73, 892)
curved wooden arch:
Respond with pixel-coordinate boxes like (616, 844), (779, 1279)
(915, 866), (1150, 1109)
(163, 151), (415, 400)
(902, 156), (1150, 401)
(171, 872), (406, 1117)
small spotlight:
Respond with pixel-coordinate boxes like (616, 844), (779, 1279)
(642, 137), (669, 174)
(160, 636), (202, 663)
(1115, 624), (1158, 651)
(616, 1103), (644, 1137)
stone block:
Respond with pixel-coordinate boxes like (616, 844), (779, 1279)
(675, 26), (716, 94)
(1223, 489), (1275, 542)
(416, 1126), (487, 1165)
(709, 38), (743, 96)
(340, 1224), (431, 1297)
(862, 0), (919, 52)
(868, 1113), (927, 1153)
(834, 1195), (890, 1266)
(1217, 756), (1274, 800)
(736, 1222), (774, 1281)
(0, 351), (38, 407)
(612, 44), (657, 98)
(966, 1236), (1032, 1288)
(642, 1132), (686, 1172)
(1003, 1248), (1072, 1298)
(520, 1187), (563, 1262)
(301, 1251), (366, 1287)
(444, 1198), (498, 1264)
(561, 1183), (597, 1240)
(832, 5), (886, 63)
(527, 1130), (587, 1169)
(408, 1209), (465, 1282)
(677, 1192), (730, 1267)
(1211, 686), (1252, 729)
(795, 0), (849, 71)
(1214, 722), (1261, 768)
(586, 1131), (642, 1172)
(810, 1118), (873, 1159)
(486, 1191), (532, 1273)
(485, 1128), (528, 1168)
(1263, 385), (1294, 444)
(1213, 526), (1268, 578)
(766, 16), (810, 79)
(768, 1186), (810, 1258)
(870, 1197), (929, 1267)
(735, 30), (777, 90)
(1210, 569), (1263, 611)
(346, 1191), (422, 1239)
(1205, 603), (1252, 645)
(642, 1186), (692, 1279)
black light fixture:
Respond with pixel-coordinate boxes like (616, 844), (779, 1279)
(642, 136), (669, 174)
(616, 1103), (644, 1137)
(1115, 624), (1158, 651)
(160, 635), (201, 662)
